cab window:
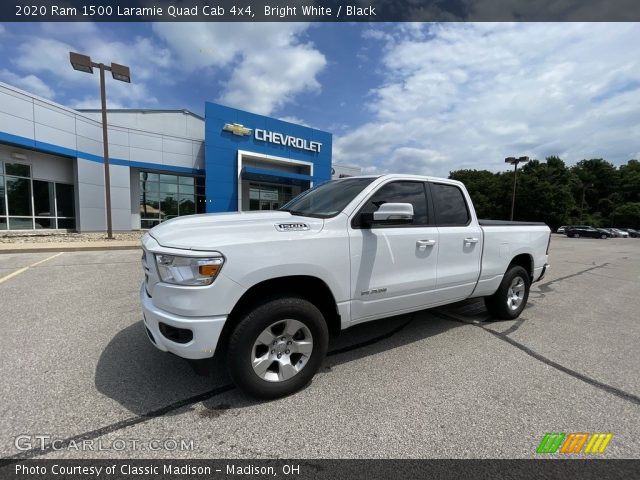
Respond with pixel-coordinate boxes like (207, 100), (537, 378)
(353, 181), (429, 228)
(430, 183), (470, 226)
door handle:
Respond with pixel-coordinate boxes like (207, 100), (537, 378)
(464, 237), (479, 244)
(416, 239), (436, 250)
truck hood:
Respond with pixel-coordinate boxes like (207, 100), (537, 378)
(148, 211), (325, 251)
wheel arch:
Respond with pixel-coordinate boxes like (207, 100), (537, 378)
(217, 275), (341, 354)
(508, 253), (534, 281)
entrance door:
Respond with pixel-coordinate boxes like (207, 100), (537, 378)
(260, 200), (280, 210)
(249, 183), (292, 211)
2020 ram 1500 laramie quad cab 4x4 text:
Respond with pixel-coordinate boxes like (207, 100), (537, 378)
(141, 175), (550, 398)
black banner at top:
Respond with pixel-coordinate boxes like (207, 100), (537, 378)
(3, 0), (640, 22)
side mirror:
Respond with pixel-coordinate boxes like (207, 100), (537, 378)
(372, 203), (414, 224)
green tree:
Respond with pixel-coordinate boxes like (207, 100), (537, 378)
(611, 202), (640, 229)
(514, 157), (576, 229)
(619, 160), (640, 203)
(570, 159), (620, 221)
(448, 169), (505, 219)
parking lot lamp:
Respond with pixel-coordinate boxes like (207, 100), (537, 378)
(580, 182), (594, 223)
(70, 52), (131, 239)
(505, 156), (529, 221)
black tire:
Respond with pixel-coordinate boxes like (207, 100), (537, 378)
(484, 265), (531, 320)
(574, 233), (580, 238)
(226, 296), (329, 399)
(601, 234), (607, 239)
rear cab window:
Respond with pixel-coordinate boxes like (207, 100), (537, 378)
(430, 183), (470, 226)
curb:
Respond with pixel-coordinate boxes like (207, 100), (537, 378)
(0, 245), (141, 254)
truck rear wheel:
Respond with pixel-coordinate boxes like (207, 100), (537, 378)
(484, 265), (530, 320)
(226, 296), (328, 399)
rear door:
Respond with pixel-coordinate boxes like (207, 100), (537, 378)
(348, 181), (439, 322)
(429, 182), (482, 302)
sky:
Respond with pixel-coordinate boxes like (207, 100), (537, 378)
(0, 22), (638, 177)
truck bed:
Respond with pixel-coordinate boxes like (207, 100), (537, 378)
(479, 219), (547, 226)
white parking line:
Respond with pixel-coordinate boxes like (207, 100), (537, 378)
(0, 252), (64, 285)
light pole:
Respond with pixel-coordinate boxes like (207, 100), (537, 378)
(505, 156), (529, 221)
(579, 181), (593, 223)
(70, 52), (131, 239)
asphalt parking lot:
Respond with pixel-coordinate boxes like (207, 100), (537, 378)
(0, 235), (638, 460)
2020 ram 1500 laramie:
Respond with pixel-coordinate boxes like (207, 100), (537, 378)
(141, 174), (550, 398)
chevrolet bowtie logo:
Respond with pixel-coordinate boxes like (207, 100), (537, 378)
(223, 123), (252, 136)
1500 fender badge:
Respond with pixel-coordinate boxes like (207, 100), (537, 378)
(275, 223), (310, 232)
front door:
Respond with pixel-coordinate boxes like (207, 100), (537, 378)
(349, 181), (439, 323)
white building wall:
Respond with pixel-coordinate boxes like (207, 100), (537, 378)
(0, 82), (205, 232)
(80, 110), (205, 140)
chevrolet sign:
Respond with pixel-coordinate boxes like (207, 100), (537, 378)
(223, 123), (252, 136)
(255, 129), (322, 153)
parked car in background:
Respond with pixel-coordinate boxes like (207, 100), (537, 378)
(557, 226), (567, 234)
(625, 228), (640, 238)
(611, 228), (629, 238)
(565, 226), (608, 239)
(596, 228), (612, 238)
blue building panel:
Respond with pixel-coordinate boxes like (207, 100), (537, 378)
(204, 102), (332, 213)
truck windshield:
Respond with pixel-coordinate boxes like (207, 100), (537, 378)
(280, 177), (377, 218)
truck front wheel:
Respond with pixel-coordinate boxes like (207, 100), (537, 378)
(484, 265), (530, 320)
(226, 296), (329, 399)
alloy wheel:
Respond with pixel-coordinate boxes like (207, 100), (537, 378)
(507, 276), (526, 311)
(251, 319), (314, 382)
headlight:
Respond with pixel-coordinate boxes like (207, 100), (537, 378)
(155, 254), (224, 286)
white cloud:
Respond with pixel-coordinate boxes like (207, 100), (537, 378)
(10, 30), (169, 108)
(0, 70), (55, 99)
(71, 97), (126, 110)
(153, 23), (326, 115)
(335, 23), (640, 177)
(278, 116), (310, 127)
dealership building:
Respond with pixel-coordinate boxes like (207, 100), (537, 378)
(0, 82), (357, 232)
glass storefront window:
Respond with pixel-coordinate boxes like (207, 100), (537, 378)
(55, 183), (75, 218)
(0, 158), (76, 230)
(0, 174), (4, 216)
(159, 182), (178, 194)
(179, 195), (195, 215)
(159, 174), (177, 184)
(139, 171), (203, 228)
(7, 177), (32, 216)
(57, 218), (76, 229)
(248, 182), (294, 211)
(34, 218), (54, 229)
(179, 184), (194, 195)
(33, 180), (55, 216)
(9, 217), (33, 229)
(141, 172), (159, 183)
(140, 191), (160, 217)
(5, 163), (30, 177)
(141, 219), (159, 229)
(160, 195), (179, 218)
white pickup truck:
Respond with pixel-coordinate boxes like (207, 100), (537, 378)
(141, 174), (550, 398)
